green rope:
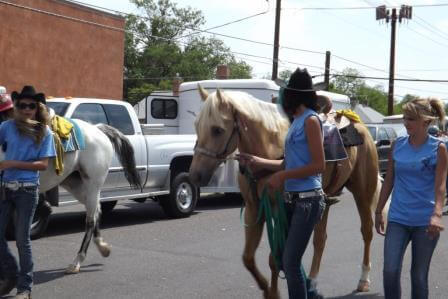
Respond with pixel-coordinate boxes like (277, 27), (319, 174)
(239, 167), (289, 270)
(260, 187), (289, 270)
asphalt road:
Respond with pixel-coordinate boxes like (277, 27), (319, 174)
(2, 192), (448, 299)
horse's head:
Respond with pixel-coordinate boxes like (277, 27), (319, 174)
(189, 85), (240, 186)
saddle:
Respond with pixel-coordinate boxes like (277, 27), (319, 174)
(50, 115), (85, 175)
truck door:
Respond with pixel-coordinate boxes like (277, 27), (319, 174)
(102, 104), (147, 190)
(146, 97), (179, 134)
(70, 103), (117, 189)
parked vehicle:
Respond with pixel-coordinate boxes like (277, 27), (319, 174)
(366, 123), (402, 176)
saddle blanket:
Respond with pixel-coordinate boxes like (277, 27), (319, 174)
(51, 116), (85, 152)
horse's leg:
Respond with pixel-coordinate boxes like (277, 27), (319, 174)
(346, 174), (380, 292)
(60, 173), (104, 274)
(93, 207), (111, 258)
(268, 253), (280, 299)
(309, 206), (330, 286)
(242, 203), (269, 297)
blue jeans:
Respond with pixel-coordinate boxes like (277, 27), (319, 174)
(383, 221), (439, 299)
(283, 196), (325, 299)
(0, 186), (38, 293)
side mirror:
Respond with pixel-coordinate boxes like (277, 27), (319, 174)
(377, 139), (391, 147)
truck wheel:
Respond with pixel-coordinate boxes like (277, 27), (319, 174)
(6, 197), (52, 240)
(160, 172), (198, 218)
(100, 201), (117, 214)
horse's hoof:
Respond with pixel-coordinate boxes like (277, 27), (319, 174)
(357, 279), (370, 292)
(99, 244), (111, 258)
(65, 264), (80, 274)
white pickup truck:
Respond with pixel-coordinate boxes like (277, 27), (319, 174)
(31, 98), (198, 238)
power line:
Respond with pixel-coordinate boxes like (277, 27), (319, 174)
(331, 74), (448, 83)
(406, 25), (448, 48)
(282, 3), (448, 10)
(414, 15), (448, 41)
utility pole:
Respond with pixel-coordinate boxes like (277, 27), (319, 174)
(376, 5), (412, 115)
(324, 51), (331, 91)
(272, 0), (281, 80)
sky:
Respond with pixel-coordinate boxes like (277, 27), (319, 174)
(78, 0), (448, 101)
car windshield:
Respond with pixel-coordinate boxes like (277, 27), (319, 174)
(367, 126), (377, 140)
(47, 102), (70, 116)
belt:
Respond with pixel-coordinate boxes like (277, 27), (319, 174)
(2, 181), (38, 191)
(284, 189), (324, 203)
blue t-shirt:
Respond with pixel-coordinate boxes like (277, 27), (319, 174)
(284, 108), (322, 192)
(0, 120), (56, 184)
(389, 135), (440, 226)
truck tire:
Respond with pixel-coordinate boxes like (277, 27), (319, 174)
(160, 172), (198, 218)
(6, 196), (52, 240)
(100, 201), (117, 214)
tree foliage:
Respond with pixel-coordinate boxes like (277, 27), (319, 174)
(124, 0), (252, 104)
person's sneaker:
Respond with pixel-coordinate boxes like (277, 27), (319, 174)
(15, 291), (31, 299)
(0, 278), (17, 296)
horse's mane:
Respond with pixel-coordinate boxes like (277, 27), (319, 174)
(197, 90), (290, 134)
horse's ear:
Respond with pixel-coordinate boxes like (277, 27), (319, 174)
(216, 89), (225, 103)
(198, 84), (209, 101)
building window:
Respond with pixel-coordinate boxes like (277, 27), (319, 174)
(151, 99), (177, 119)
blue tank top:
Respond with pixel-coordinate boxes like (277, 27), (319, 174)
(389, 135), (441, 226)
(284, 108), (322, 192)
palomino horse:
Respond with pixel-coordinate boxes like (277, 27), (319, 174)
(0, 119), (141, 274)
(189, 87), (381, 298)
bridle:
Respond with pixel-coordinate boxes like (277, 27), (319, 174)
(194, 119), (240, 162)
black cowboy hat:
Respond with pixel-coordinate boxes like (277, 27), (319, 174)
(11, 85), (46, 104)
(284, 68), (317, 101)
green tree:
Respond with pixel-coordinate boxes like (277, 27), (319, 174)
(330, 68), (364, 99)
(279, 69), (292, 81)
(124, 0), (252, 104)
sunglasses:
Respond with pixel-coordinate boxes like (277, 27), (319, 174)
(16, 103), (37, 110)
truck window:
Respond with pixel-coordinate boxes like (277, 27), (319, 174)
(385, 127), (397, 139)
(151, 98), (177, 119)
(47, 102), (69, 116)
(103, 104), (135, 135)
(378, 128), (388, 141)
(71, 103), (108, 125)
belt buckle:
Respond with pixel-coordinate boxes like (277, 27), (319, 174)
(9, 181), (19, 191)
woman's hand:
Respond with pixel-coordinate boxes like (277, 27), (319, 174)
(266, 171), (285, 190)
(375, 212), (386, 236)
(235, 153), (262, 172)
(427, 214), (444, 239)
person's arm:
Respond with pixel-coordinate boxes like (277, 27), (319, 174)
(375, 141), (395, 236)
(236, 154), (284, 172)
(267, 115), (325, 189)
(0, 158), (49, 171)
(427, 142), (447, 238)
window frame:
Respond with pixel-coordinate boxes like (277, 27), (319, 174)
(150, 98), (178, 120)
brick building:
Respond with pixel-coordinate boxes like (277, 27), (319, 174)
(0, 0), (125, 99)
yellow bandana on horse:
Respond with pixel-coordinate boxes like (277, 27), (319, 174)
(50, 115), (74, 175)
(336, 109), (363, 123)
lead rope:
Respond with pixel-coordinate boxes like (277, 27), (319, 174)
(240, 167), (289, 274)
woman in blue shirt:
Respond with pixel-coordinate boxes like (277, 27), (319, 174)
(375, 98), (447, 299)
(238, 68), (326, 299)
(0, 86), (56, 299)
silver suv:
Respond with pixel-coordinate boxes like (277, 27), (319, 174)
(366, 124), (403, 176)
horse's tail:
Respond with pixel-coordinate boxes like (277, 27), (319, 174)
(96, 124), (142, 189)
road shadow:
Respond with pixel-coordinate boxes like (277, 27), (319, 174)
(33, 263), (103, 285)
(196, 193), (243, 211)
(327, 291), (384, 299)
(44, 201), (170, 238)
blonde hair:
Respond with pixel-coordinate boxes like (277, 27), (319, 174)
(14, 102), (50, 145)
(402, 98), (445, 129)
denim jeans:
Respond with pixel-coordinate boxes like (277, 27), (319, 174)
(282, 196), (325, 299)
(383, 221), (439, 299)
(0, 186), (38, 293)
